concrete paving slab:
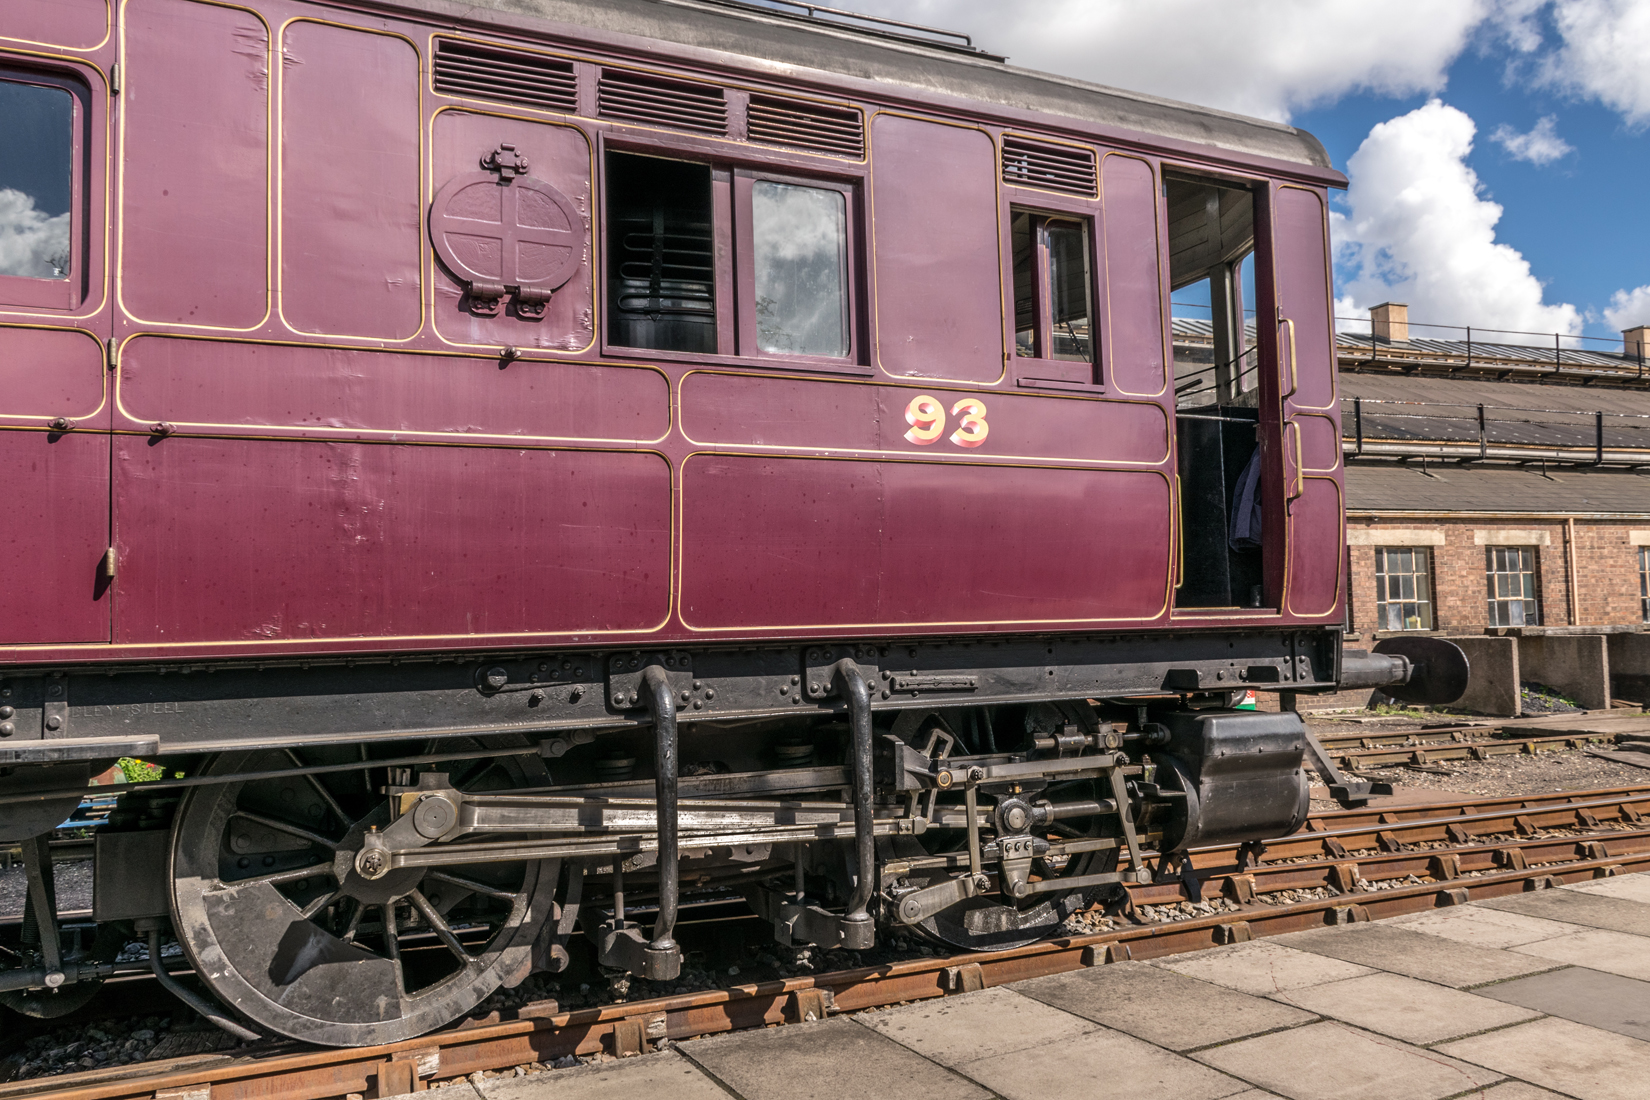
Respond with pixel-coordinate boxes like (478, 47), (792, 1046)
(1193, 1020), (1502, 1100)
(1475, 1085), (1581, 1100)
(679, 1016), (989, 1100)
(1271, 923), (1556, 988)
(1388, 903), (1585, 948)
(1011, 960), (1315, 1051)
(1564, 872), (1650, 906)
(1512, 928), (1650, 981)
(1272, 972), (1541, 1045)
(855, 985), (1249, 1099)
(1438, 1015), (1650, 1100)
(475, 1052), (731, 1100)
(1478, 966), (1650, 1042)
(1153, 940), (1374, 996)
(943, 1023), (1249, 1100)
(1482, 886), (1650, 936)
(854, 986), (1097, 1066)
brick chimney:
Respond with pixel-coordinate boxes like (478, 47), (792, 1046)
(1370, 302), (1409, 343)
(1625, 325), (1650, 363)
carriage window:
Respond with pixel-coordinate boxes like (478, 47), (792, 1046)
(1165, 175), (1256, 407)
(0, 79), (73, 280)
(606, 151), (716, 354)
(1011, 211), (1093, 364)
(752, 180), (846, 357)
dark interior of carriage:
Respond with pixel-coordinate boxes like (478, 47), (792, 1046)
(606, 151), (718, 353)
(1167, 172), (1265, 609)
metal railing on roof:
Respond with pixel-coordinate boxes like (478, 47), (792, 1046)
(1335, 316), (1647, 380)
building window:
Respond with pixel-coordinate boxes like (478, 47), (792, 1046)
(1486, 546), (1539, 627)
(1640, 547), (1650, 622)
(1011, 210), (1095, 368)
(1375, 547), (1434, 630)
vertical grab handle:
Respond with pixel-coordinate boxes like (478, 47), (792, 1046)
(1287, 420), (1305, 503)
(1279, 316), (1298, 400)
(1174, 473), (1185, 589)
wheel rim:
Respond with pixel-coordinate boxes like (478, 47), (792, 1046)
(887, 707), (1118, 952)
(170, 749), (552, 1046)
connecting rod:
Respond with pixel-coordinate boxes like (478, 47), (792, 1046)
(640, 665), (682, 976)
(833, 659), (876, 936)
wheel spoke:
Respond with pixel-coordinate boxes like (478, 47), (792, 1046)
(231, 809), (339, 852)
(382, 904), (401, 962)
(409, 889), (476, 966)
(340, 898), (366, 943)
(300, 886), (343, 920)
(426, 870), (520, 902)
(216, 861), (329, 891)
(284, 749), (351, 827)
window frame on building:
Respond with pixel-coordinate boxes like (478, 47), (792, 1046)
(1486, 545), (1540, 627)
(1374, 546), (1435, 631)
(1639, 546), (1650, 623)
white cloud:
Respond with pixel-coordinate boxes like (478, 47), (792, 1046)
(0, 188), (69, 279)
(1605, 285), (1650, 331)
(1332, 100), (1582, 338)
(851, 0), (1490, 121)
(1540, 0), (1650, 126)
(1490, 115), (1573, 163)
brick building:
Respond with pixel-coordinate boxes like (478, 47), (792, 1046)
(1344, 466), (1650, 636)
(1335, 304), (1650, 643)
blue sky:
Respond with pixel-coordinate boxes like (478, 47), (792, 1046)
(857, 1), (1650, 348)
(1295, 39), (1649, 344)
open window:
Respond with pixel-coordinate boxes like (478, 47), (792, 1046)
(603, 149), (858, 366)
(1011, 209), (1096, 384)
(0, 69), (84, 310)
(1166, 172), (1262, 609)
(606, 151), (718, 354)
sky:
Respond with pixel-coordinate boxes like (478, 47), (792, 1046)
(851, 0), (1650, 350)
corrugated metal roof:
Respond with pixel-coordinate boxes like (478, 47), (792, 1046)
(1346, 463), (1650, 516)
(1341, 374), (1650, 452)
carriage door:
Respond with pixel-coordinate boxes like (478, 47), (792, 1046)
(1261, 184), (1342, 619)
(0, 56), (111, 645)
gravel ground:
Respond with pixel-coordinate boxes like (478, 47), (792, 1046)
(0, 859), (93, 920)
(1302, 716), (1650, 812)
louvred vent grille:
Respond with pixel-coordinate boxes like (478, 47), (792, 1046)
(747, 94), (864, 159)
(598, 69), (727, 135)
(1002, 135), (1097, 197)
(432, 38), (577, 113)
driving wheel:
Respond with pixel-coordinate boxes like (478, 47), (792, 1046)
(169, 747), (555, 1046)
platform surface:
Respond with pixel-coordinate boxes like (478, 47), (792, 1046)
(420, 873), (1650, 1100)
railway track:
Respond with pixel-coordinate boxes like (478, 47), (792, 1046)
(6, 783), (1650, 1100)
(1311, 721), (1624, 770)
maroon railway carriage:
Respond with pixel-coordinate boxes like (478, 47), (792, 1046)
(0, 0), (1458, 1045)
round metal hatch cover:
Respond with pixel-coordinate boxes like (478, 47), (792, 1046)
(430, 170), (583, 293)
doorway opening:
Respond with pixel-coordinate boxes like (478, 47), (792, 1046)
(1167, 172), (1264, 609)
